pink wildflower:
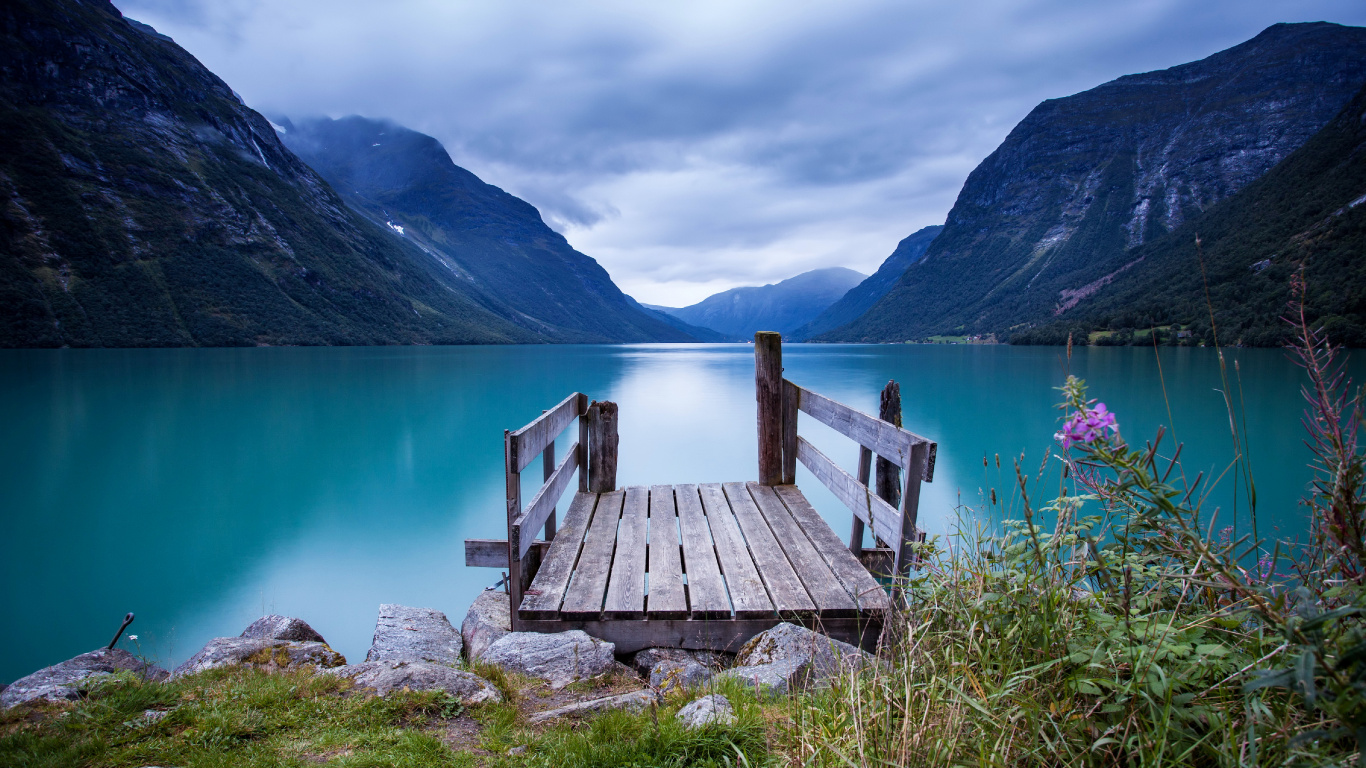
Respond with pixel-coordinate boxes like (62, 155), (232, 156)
(1055, 403), (1119, 449)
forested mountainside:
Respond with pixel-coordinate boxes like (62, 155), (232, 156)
(819, 23), (1366, 345)
(654, 267), (866, 340)
(0, 0), (556, 347)
(278, 116), (696, 343)
(791, 225), (941, 340)
(1012, 81), (1366, 347)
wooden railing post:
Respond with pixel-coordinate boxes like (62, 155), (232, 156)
(781, 379), (798, 484)
(876, 381), (903, 510)
(851, 447), (871, 554)
(586, 400), (619, 492)
(504, 429), (524, 631)
(543, 433), (557, 541)
(577, 394), (590, 492)
(893, 441), (929, 578)
(755, 332), (784, 486)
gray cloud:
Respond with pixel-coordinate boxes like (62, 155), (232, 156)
(116, 0), (1366, 305)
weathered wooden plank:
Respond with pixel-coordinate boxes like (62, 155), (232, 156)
(675, 484), (730, 620)
(745, 483), (857, 618)
(773, 484), (891, 613)
(722, 482), (816, 618)
(465, 538), (550, 568)
(505, 430), (526, 629)
(796, 436), (902, 547)
(604, 486), (649, 619)
(586, 401), (619, 492)
(699, 483), (772, 618)
(781, 378), (799, 485)
(511, 442), (580, 559)
(577, 393), (590, 492)
(852, 445), (872, 553)
(515, 616), (883, 654)
(510, 392), (582, 472)
(796, 387), (936, 478)
(755, 332), (784, 486)
(894, 441), (930, 577)
(543, 436), (557, 540)
(646, 485), (688, 619)
(521, 492), (597, 619)
(560, 490), (624, 619)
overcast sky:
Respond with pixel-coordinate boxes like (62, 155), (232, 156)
(116, 0), (1366, 306)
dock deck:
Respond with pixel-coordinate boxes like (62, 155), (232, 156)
(465, 333), (935, 653)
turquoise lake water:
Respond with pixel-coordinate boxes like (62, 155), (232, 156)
(0, 343), (1341, 683)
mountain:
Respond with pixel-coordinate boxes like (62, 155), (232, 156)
(819, 23), (1366, 343)
(0, 0), (549, 347)
(276, 116), (695, 343)
(791, 225), (941, 340)
(1011, 80), (1366, 347)
(627, 298), (734, 343)
(656, 267), (866, 340)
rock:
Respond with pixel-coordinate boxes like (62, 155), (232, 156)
(240, 615), (326, 643)
(717, 623), (876, 694)
(325, 660), (501, 704)
(366, 604), (463, 665)
(507, 746), (527, 756)
(461, 590), (510, 661)
(480, 630), (615, 689)
(1, 649), (168, 709)
(676, 694), (736, 728)
(171, 638), (345, 678)
(717, 659), (807, 696)
(527, 690), (658, 723)
(630, 648), (714, 692)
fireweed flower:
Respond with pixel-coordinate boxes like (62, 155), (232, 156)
(1055, 403), (1119, 449)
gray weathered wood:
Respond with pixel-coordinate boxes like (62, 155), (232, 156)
(744, 483), (856, 618)
(876, 381), (903, 509)
(521, 492), (598, 619)
(773, 485), (890, 613)
(515, 616), (882, 654)
(674, 484), (730, 620)
(723, 482), (815, 618)
(511, 442), (580, 559)
(781, 378), (799, 484)
(505, 429), (525, 629)
(796, 436), (902, 546)
(646, 485), (688, 619)
(465, 538), (551, 568)
(560, 489), (624, 619)
(604, 486), (649, 619)
(543, 436), (557, 540)
(577, 394), (590, 492)
(856, 547), (896, 578)
(795, 386), (924, 473)
(755, 332), (784, 486)
(699, 483), (772, 618)
(510, 392), (582, 472)
(586, 401), (619, 493)
(852, 446), (872, 553)
(894, 441), (929, 577)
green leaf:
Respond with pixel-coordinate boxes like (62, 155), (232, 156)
(1299, 606), (1361, 632)
(1243, 667), (1294, 693)
(1195, 644), (1230, 657)
(1296, 650), (1316, 706)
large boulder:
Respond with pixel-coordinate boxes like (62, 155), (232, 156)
(241, 615), (326, 643)
(460, 590), (510, 661)
(631, 648), (715, 692)
(171, 638), (345, 678)
(676, 694), (736, 728)
(717, 623), (875, 694)
(1, 649), (168, 709)
(325, 660), (501, 704)
(480, 630), (615, 689)
(366, 604), (463, 664)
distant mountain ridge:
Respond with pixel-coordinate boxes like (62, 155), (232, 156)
(656, 267), (866, 340)
(0, 0), (547, 347)
(277, 116), (695, 343)
(791, 225), (941, 340)
(821, 22), (1366, 344)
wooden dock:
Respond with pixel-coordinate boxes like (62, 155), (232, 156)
(465, 333), (936, 653)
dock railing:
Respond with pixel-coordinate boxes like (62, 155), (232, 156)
(755, 332), (935, 579)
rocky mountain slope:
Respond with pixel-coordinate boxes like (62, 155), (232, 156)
(276, 116), (696, 343)
(654, 267), (866, 340)
(791, 225), (941, 340)
(0, 0), (564, 347)
(820, 22), (1366, 343)
(1012, 81), (1366, 347)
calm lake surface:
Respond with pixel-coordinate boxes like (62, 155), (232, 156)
(0, 343), (1342, 683)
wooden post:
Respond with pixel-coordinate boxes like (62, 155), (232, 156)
(851, 446), (871, 554)
(893, 441), (928, 578)
(504, 429), (524, 631)
(781, 379), (799, 484)
(587, 400), (619, 492)
(755, 332), (784, 486)
(543, 435), (557, 541)
(577, 393), (590, 492)
(876, 381), (903, 510)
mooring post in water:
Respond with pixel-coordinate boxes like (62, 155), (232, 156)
(755, 331), (784, 486)
(107, 612), (134, 650)
(586, 400), (619, 493)
(877, 381), (903, 509)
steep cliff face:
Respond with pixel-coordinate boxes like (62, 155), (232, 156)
(655, 267), (866, 340)
(791, 225), (941, 340)
(824, 22), (1366, 342)
(278, 116), (697, 343)
(0, 0), (543, 347)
